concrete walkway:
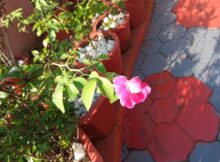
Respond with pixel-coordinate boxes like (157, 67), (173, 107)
(122, 0), (220, 161)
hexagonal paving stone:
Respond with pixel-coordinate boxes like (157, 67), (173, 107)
(142, 39), (163, 55)
(147, 98), (178, 123)
(159, 23), (186, 42)
(173, 0), (220, 28)
(158, 12), (176, 25)
(154, 0), (177, 15)
(168, 57), (194, 77)
(209, 87), (220, 113)
(193, 56), (220, 88)
(149, 123), (193, 162)
(176, 102), (219, 142)
(144, 71), (174, 86)
(134, 52), (145, 70)
(160, 37), (190, 57)
(125, 97), (153, 116)
(150, 78), (176, 99)
(190, 142), (220, 162)
(171, 76), (212, 107)
(124, 150), (154, 162)
(124, 114), (155, 149)
(188, 37), (219, 62)
(184, 27), (208, 43)
(146, 22), (162, 40)
(140, 54), (167, 76)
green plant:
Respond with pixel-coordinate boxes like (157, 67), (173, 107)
(0, 0), (118, 161)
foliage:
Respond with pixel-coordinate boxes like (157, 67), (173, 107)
(0, 0), (120, 161)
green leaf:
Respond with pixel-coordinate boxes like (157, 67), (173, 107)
(81, 79), (97, 110)
(52, 84), (65, 113)
(0, 91), (9, 99)
(98, 77), (115, 102)
(48, 30), (56, 42)
(73, 77), (87, 89)
(89, 71), (99, 79)
(96, 62), (107, 73)
(66, 84), (79, 102)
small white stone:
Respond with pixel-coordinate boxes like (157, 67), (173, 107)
(108, 40), (115, 47)
(74, 143), (86, 161)
(108, 14), (113, 19)
(18, 60), (24, 66)
(85, 45), (92, 52)
(113, 16), (117, 21)
(95, 13), (100, 18)
(74, 109), (83, 116)
(103, 17), (109, 23)
(9, 66), (18, 73)
(89, 49), (98, 59)
(103, 26), (109, 31)
(109, 22), (117, 29)
(106, 43), (113, 51)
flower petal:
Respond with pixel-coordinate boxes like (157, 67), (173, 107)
(128, 77), (142, 93)
(113, 76), (127, 86)
(120, 89), (135, 109)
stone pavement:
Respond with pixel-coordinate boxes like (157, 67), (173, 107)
(122, 0), (220, 161)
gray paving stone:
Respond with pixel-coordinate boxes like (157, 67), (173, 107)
(217, 130), (220, 141)
(184, 27), (208, 44)
(154, 0), (177, 15)
(159, 23), (186, 42)
(134, 52), (145, 70)
(145, 22), (162, 40)
(158, 12), (176, 25)
(140, 54), (167, 76)
(168, 57), (194, 77)
(151, 12), (160, 24)
(160, 37), (190, 57)
(142, 39), (163, 55)
(193, 56), (220, 87)
(190, 142), (220, 162)
(188, 37), (220, 62)
(155, 0), (164, 4)
(122, 144), (129, 161)
(132, 70), (144, 80)
(209, 87), (220, 113)
(207, 28), (220, 41)
(124, 150), (155, 162)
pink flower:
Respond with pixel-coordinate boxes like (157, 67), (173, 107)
(113, 76), (151, 109)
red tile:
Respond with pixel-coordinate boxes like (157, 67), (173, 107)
(173, 0), (220, 28)
(147, 98), (178, 123)
(124, 114), (155, 149)
(149, 123), (193, 162)
(144, 70), (174, 86)
(126, 97), (153, 116)
(150, 78), (176, 99)
(171, 76), (212, 107)
(176, 102), (219, 142)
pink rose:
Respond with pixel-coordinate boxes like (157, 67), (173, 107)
(113, 76), (151, 109)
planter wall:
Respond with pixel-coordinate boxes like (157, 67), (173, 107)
(80, 96), (117, 139)
(123, 0), (148, 28)
(1, 0), (41, 58)
(78, 128), (104, 162)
